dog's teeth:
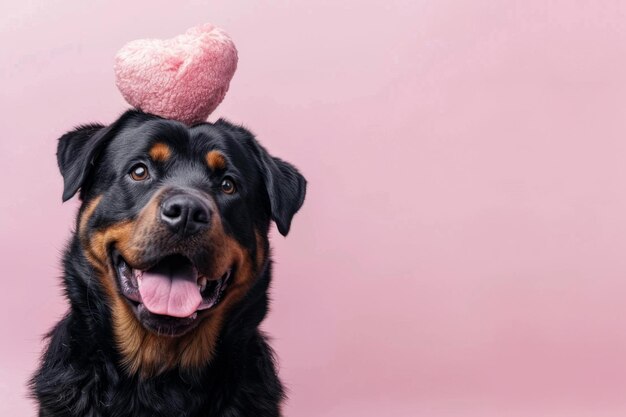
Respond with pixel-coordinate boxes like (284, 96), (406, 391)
(198, 276), (207, 292)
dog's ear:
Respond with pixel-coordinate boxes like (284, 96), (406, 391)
(257, 151), (307, 236)
(57, 123), (115, 202)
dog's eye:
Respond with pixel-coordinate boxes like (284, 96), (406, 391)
(130, 163), (149, 181)
(221, 177), (236, 194)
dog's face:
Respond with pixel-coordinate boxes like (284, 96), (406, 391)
(57, 110), (305, 375)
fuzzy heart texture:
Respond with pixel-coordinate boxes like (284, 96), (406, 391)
(114, 23), (238, 125)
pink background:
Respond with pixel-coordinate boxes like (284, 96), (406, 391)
(2, 1), (626, 416)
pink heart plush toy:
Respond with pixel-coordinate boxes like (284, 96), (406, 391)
(114, 23), (238, 125)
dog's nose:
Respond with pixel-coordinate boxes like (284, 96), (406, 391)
(160, 194), (210, 236)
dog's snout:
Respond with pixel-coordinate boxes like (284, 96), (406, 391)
(160, 193), (210, 236)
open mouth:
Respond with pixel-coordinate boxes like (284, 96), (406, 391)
(112, 250), (232, 336)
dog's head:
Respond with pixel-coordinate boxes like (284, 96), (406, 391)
(57, 110), (305, 375)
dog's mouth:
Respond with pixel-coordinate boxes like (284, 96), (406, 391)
(112, 250), (232, 336)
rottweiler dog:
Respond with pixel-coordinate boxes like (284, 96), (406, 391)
(30, 110), (306, 416)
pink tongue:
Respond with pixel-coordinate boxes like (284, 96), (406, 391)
(138, 261), (202, 318)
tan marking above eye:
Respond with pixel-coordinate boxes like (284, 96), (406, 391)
(149, 142), (171, 162)
(206, 150), (226, 171)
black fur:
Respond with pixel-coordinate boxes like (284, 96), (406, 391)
(30, 110), (306, 416)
